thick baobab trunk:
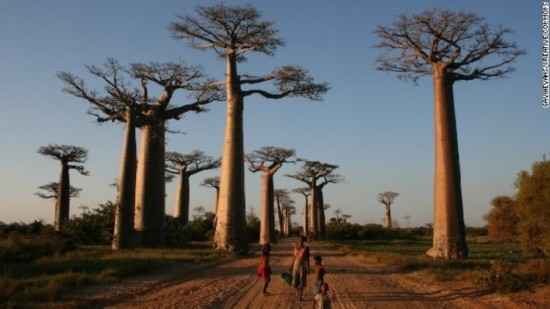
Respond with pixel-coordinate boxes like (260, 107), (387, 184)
(426, 66), (468, 259)
(384, 204), (392, 229)
(134, 123), (166, 248)
(276, 196), (284, 236)
(309, 180), (319, 238)
(259, 173), (277, 245)
(213, 186), (220, 230)
(303, 195), (309, 236)
(213, 53), (248, 254)
(55, 161), (70, 231)
(112, 108), (137, 250)
(173, 171), (191, 224)
(317, 187), (327, 239)
(284, 210), (291, 237)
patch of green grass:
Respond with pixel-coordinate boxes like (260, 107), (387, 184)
(335, 238), (548, 293)
(0, 242), (230, 307)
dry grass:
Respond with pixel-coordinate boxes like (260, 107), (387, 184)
(1, 242), (230, 307)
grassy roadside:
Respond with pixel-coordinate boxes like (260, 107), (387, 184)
(1, 242), (230, 307)
(334, 237), (549, 294)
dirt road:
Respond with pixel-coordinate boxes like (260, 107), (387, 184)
(47, 239), (548, 308)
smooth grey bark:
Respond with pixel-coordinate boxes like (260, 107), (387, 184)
(173, 172), (190, 221)
(214, 52), (248, 254)
(316, 186), (326, 238)
(134, 122), (166, 248)
(55, 162), (70, 231)
(112, 107), (136, 250)
(426, 66), (468, 258)
(259, 173), (277, 244)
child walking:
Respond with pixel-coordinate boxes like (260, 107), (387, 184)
(313, 282), (335, 309)
(257, 243), (272, 296)
(312, 255), (326, 295)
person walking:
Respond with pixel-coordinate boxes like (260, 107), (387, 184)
(289, 235), (310, 301)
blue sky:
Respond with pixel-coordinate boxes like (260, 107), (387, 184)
(0, 0), (546, 228)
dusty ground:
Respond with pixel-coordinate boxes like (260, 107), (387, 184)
(40, 239), (549, 309)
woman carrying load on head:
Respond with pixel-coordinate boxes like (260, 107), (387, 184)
(288, 235), (310, 301)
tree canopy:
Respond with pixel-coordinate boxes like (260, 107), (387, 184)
(374, 8), (526, 83)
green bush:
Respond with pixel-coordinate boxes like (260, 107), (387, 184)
(61, 201), (115, 245)
(165, 212), (216, 247)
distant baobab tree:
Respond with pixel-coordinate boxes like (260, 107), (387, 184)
(37, 144), (89, 230)
(334, 208), (343, 222)
(404, 214), (412, 228)
(292, 187), (311, 236)
(35, 182), (82, 228)
(287, 160), (342, 239)
(282, 199), (296, 237)
(201, 176), (220, 215)
(165, 150), (220, 224)
(246, 146), (295, 244)
(169, 4), (329, 254)
(58, 59), (222, 249)
(340, 213), (351, 223)
(375, 9), (525, 259)
(274, 189), (291, 236)
(377, 191), (399, 229)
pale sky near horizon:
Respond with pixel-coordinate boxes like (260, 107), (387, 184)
(0, 0), (547, 228)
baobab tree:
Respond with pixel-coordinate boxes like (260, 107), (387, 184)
(58, 59), (222, 248)
(292, 187), (311, 236)
(37, 144), (88, 231)
(35, 182), (81, 228)
(282, 199), (296, 237)
(169, 4), (329, 254)
(334, 208), (343, 223)
(316, 175), (343, 238)
(377, 191), (400, 229)
(375, 9), (525, 259)
(287, 160), (341, 239)
(201, 176), (220, 214)
(340, 213), (352, 223)
(166, 150), (221, 224)
(274, 189), (291, 236)
(246, 146), (295, 244)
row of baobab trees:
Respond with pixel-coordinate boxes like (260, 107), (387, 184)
(39, 3), (524, 259)
(36, 143), (344, 248)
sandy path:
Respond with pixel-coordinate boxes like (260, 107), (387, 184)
(44, 239), (548, 309)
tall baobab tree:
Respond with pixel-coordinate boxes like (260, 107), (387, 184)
(316, 175), (343, 238)
(166, 150), (221, 224)
(375, 9), (525, 259)
(37, 145), (89, 231)
(246, 146), (295, 244)
(287, 160), (341, 239)
(58, 59), (222, 248)
(169, 4), (329, 254)
(293, 187), (311, 236)
(377, 191), (400, 229)
(35, 182), (81, 227)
